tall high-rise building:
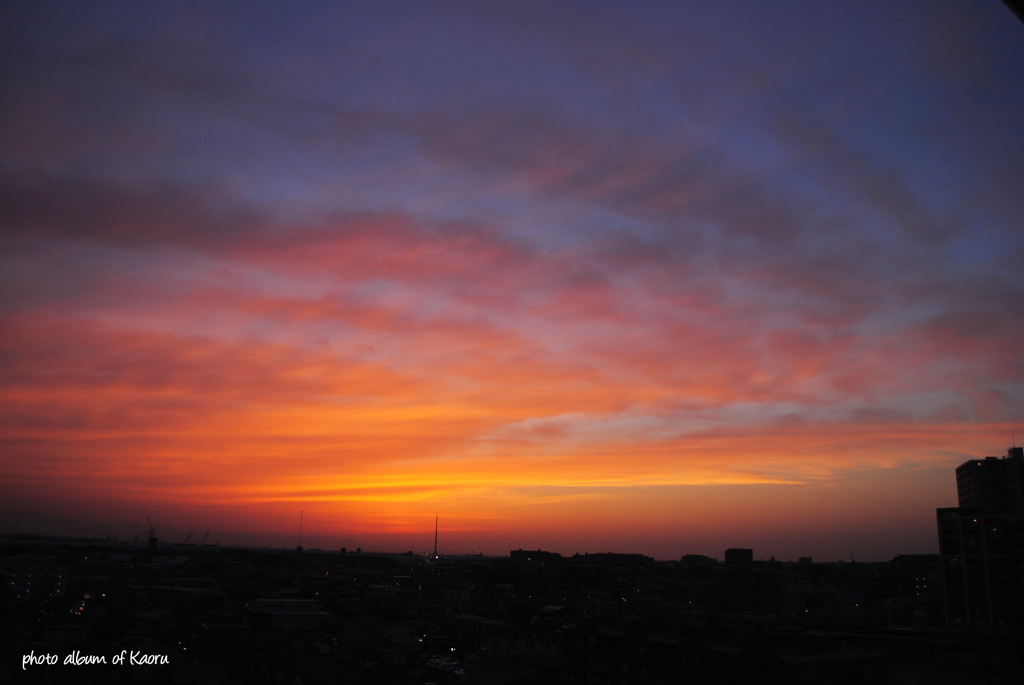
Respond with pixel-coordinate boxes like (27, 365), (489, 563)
(937, 447), (1024, 629)
(955, 446), (1024, 515)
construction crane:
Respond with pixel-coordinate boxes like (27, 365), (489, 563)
(183, 527), (199, 544)
(146, 516), (161, 550)
(201, 527), (212, 545)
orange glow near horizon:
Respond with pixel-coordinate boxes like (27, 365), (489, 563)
(2, 305), (1013, 559)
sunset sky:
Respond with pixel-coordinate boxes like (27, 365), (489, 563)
(2, 1), (1023, 561)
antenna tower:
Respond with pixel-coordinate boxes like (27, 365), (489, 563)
(298, 510), (304, 551)
(433, 514), (438, 559)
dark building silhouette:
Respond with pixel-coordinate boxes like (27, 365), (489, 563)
(570, 552), (654, 569)
(681, 553), (716, 567)
(938, 447), (1024, 629)
(955, 446), (1024, 515)
(510, 548), (562, 564)
(724, 548), (754, 565)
